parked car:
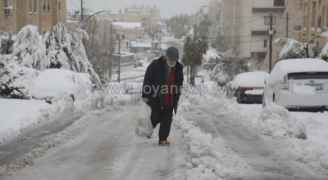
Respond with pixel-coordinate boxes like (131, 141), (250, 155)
(263, 58), (328, 111)
(230, 71), (269, 104)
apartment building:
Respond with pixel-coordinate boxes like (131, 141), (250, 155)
(0, 0), (67, 33)
(222, 0), (286, 61)
(292, 0), (328, 44)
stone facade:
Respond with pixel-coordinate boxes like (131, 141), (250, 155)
(222, 0), (286, 61)
(286, 0), (328, 48)
(0, 0), (66, 33)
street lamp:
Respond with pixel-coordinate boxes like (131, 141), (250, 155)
(264, 14), (276, 72)
(116, 34), (125, 82)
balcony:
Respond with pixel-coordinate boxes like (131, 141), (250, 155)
(252, 7), (285, 13)
(3, 6), (13, 16)
(251, 30), (268, 36)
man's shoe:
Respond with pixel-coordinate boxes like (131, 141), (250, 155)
(159, 140), (170, 146)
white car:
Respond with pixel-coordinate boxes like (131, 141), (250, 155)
(230, 71), (269, 104)
(263, 58), (328, 111)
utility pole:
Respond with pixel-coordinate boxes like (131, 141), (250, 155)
(109, 22), (113, 81)
(117, 34), (125, 82)
(117, 35), (121, 82)
(265, 13), (276, 72)
(286, 12), (289, 38)
(80, 0), (84, 22)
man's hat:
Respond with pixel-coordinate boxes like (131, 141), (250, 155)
(166, 47), (179, 61)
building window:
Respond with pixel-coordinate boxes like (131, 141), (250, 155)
(33, 0), (38, 13)
(312, 1), (316, 27)
(327, 6), (328, 26)
(3, 0), (10, 7)
(42, 0), (46, 12)
(3, 0), (11, 16)
(264, 40), (268, 48)
(47, 0), (50, 12)
(42, 0), (50, 13)
(274, 0), (285, 7)
(29, 0), (33, 12)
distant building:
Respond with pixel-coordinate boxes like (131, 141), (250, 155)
(287, 0), (328, 46)
(0, 0), (67, 33)
(208, 0), (223, 48)
(222, 0), (286, 61)
(106, 6), (161, 38)
(109, 5), (161, 26)
(112, 21), (144, 40)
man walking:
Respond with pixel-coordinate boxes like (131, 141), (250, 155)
(142, 47), (184, 146)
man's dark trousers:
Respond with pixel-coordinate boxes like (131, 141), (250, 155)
(150, 105), (174, 141)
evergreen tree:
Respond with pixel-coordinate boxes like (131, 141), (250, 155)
(182, 18), (210, 86)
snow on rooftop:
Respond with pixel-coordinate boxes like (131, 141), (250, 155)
(112, 22), (143, 29)
(130, 41), (152, 48)
(232, 71), (269, 88)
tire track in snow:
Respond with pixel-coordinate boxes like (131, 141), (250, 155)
(179, 96), (327, 180)
(1, 103), (186, 180)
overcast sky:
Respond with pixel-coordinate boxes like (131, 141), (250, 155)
(68, 0), (209, 18)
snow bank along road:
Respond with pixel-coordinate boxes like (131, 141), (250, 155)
(1, 84), (328, 180)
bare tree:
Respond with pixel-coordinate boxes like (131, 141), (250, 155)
(84, 17), (115, 83)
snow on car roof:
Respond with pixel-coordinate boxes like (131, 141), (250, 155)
(269, 59), (328, 83)
(231, 71), (269, 88)
(275, 59), (328, 74)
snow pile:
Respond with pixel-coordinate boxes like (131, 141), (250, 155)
(259, 105), (307, 139)
(0, 61), (93, 99)
(277, 38), (307, 60)
(175, 116), (252, 180)
(0, 99), (50, 144)
(175, 84), (253, 179)
(0, 96), (76, 145)
(230, 71), (269, 89)
(290, 112), (328, 172)
(29, 69), (92, 99)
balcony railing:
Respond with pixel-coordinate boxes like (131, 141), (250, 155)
(3, 6), (13, 16)
(252, 7), (285, 13)
(251, 30), (268, 36)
